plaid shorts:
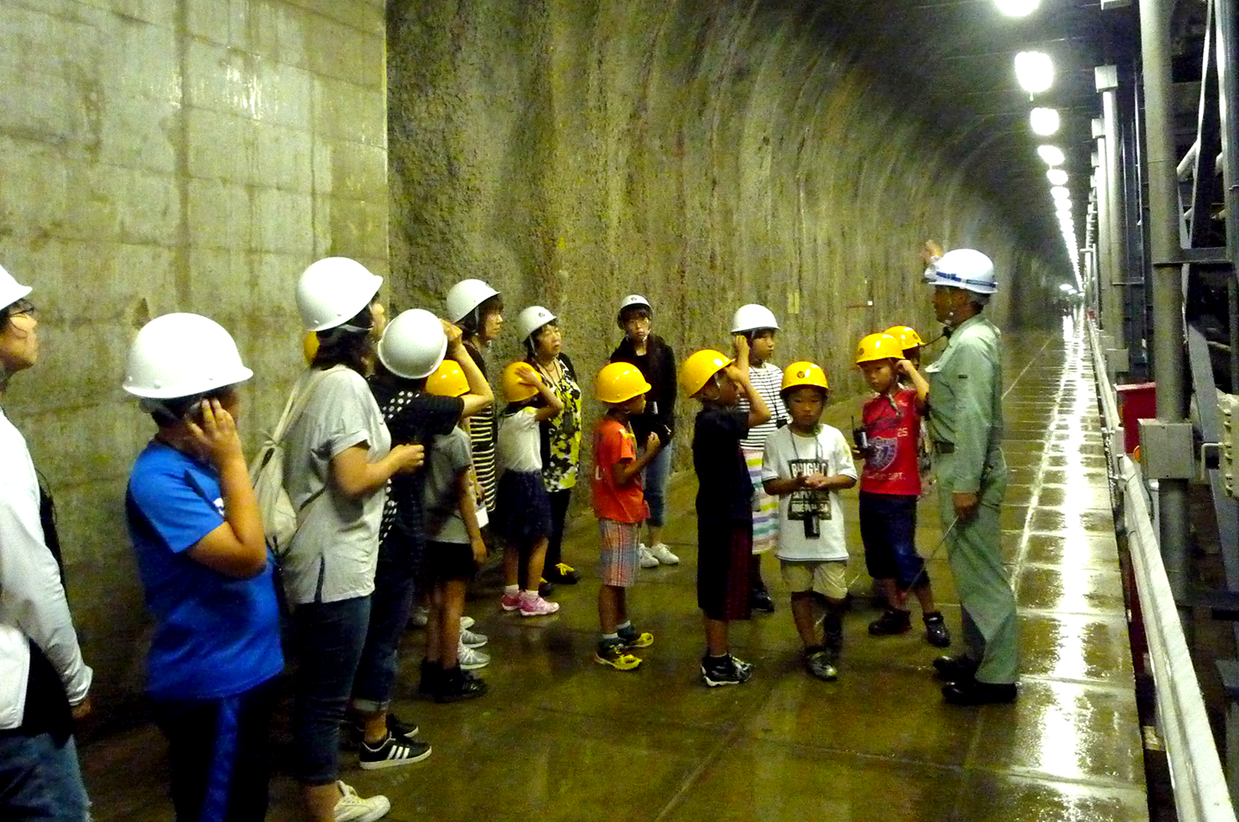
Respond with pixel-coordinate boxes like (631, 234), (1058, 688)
(598, 519), (640, 587)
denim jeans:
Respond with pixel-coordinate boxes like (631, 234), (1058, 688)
(289, 596), (371, 784)
(641, 440), (673, 528)
(351, 543), (418, 714)
(0, 732), (89, 821)
(858, 491), (927, 589)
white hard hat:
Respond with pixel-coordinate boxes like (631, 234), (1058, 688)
(377, 309), (448, 380)
(445, 279), (500, 324)
(922, 248), (997, 294)
(296, 257), (384, 332)
(731, 303), (779, 334)
(0, 263), (32, 311)
(617, 294), (652, 323)
(123, 313), (253, 399)
(516, 306), (557, 342)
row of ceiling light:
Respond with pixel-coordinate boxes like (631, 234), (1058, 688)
(996, 0), (1081, 294)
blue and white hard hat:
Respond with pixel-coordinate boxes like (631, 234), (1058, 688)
(922, 248), (997, 295)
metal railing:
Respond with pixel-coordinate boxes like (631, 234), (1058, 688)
(1089, 320), (1238, 822)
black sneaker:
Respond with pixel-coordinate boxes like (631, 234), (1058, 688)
(923, 612), (951, 648)
(344, 713), (420, 748)
(750, 589), (775, 613)
(617, 626), (654, 649)
(546, 562), (580, 584)
(701, 654), (754, 687)
(594, 639), (642, 671)
(359, 732), (432, 770)
(435, 665), (488, 703)
(804, 646), (838, 681)
(868, 609), (912, 636)
(933, 654), (979, 682)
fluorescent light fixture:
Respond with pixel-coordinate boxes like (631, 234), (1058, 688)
(1047, 168), (1068, 185)
(1015, 51), (1054, 94)
(997, 0), (1041, 16)
(1030, 107), (1060, 135)
(1037, 145), (1065, 165)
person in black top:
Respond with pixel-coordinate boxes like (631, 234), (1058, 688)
(680, 340), (770, 687)
(349, 310), (491, 756)
(609, 295), (679, 568)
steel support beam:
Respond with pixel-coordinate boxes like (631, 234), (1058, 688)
(1139, 0), (1191, 627)
(1100, 67), (1127, 352)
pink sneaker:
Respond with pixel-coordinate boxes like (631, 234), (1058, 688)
(500, 592), (521, 612)
(519, 595), (560, 617)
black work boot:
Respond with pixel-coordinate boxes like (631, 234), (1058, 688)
(932, 654), (979, 682)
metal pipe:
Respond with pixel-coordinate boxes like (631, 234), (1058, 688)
(1096, 133), (1114, 335)
(1103, 86), (1127, 349)
(1218, 0), (1239, 265)
(1139, 0), (1191, 621)
(1178, 138), (1200, 181)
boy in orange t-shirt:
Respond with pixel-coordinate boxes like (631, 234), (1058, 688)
(591, 363), (664, 670)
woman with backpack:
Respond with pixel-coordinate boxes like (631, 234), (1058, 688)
(282, 258), (425, 822)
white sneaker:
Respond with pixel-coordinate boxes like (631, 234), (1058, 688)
(649, 542), (680, 565)
(638, 544), (660, 569)
(333, 781), (390, 822)
(460, 615), (475, 630)
(457, 642), (491, 669)
(460, 626), (488, 648)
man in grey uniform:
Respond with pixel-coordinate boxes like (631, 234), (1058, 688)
(921, 247), (1018, 705)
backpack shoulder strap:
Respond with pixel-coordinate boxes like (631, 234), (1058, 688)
(273, 365), (346, 441)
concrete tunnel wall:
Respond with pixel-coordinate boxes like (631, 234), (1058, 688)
(0, 0), (1061, 727)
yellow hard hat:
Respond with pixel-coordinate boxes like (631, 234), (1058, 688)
(425, 360), (469, 398)
(855, 333), (904, 364)
(500, 361), (542, 403)
(883, 325), (924, 352)
(679, 349), (733, 397)
(302, 331), (319, 364)
(595, 362), (651, 404)
(781, 361), (829, 392)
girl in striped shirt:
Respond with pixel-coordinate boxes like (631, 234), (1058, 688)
(731, 304), (789, 613)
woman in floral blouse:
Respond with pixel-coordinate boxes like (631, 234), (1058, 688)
(518, 306), (583, 584)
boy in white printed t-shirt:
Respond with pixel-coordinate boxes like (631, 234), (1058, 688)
(761, 361), (857, 682)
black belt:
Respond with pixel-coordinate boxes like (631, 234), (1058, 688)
(932, 441), (955, 454)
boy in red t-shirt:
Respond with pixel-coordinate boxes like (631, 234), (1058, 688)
(855, 333), (950, 648)
(591, 363), (664, 670)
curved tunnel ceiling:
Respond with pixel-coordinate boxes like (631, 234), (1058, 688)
(818, 0), (1136, 271)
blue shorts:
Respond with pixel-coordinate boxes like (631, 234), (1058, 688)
(859, 492), (928, 590)
(493, 470), (553, 546)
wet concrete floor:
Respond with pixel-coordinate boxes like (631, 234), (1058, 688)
(83, 319), (1147, 821)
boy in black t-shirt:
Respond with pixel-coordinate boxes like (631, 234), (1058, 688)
(680, 337), (770, 686)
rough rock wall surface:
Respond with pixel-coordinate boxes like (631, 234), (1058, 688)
(387, 0), (1060, 475)
(0, 0), (388, 723)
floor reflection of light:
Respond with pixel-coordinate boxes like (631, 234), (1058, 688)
(1018, 325), (1097, 776)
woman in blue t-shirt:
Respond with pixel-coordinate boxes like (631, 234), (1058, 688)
(123, 313), (280, 822)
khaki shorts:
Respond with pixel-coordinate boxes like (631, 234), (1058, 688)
(780, 560), (848, 599)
